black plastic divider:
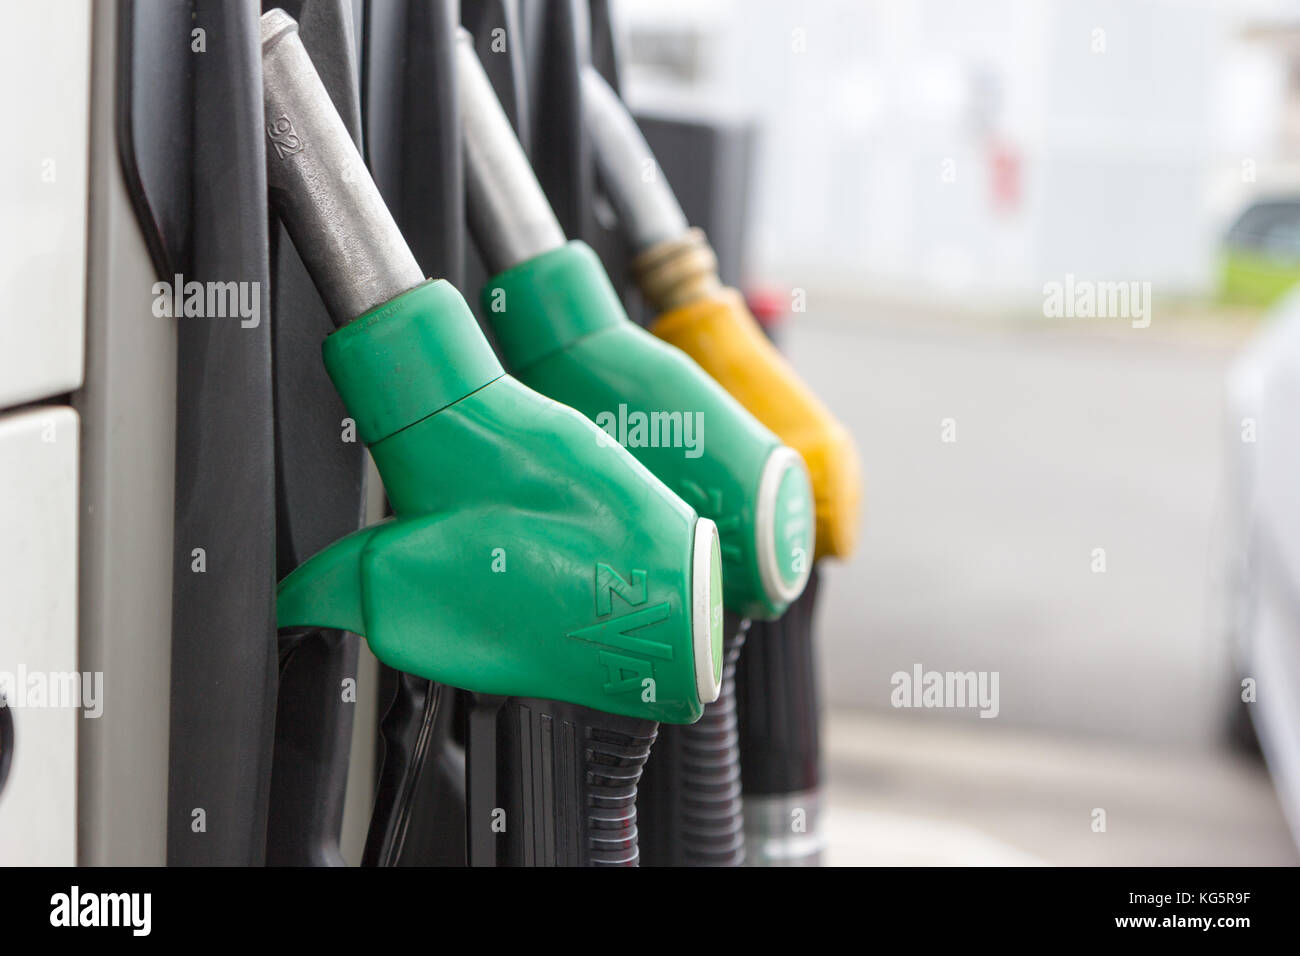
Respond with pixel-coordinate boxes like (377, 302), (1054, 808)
(463, 0), (532, 150)
(461, 0), (531, 335)
(518, 0), (592, 241)
(522, 0), (634, 302)
(119, 0), (280, 866)
(363, 0), (465, 288)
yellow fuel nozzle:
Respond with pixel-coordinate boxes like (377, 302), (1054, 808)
(634, 229), (861, 559)
(582, 69), (862, 559)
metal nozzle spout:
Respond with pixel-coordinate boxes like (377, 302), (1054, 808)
(456, 30), (566, 274)
(580, 67), (690, 253)
(261, 9), (424, 326)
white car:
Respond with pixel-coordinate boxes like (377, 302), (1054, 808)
(1225, 285), (1300, 848)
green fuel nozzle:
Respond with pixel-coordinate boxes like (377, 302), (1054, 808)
(457, 33), (815, 620)
(581, 67), (862, 563)
(261, 9), (721, 723)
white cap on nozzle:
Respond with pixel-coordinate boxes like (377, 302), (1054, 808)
(691, 517), (724, 705)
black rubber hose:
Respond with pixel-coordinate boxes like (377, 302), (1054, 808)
(362, 673), (443, 866)
(636, 619), (748, 865)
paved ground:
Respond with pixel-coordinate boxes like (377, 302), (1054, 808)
(785, 307), (1246, 746)
(779, 305), (1297, 864)
(823, 709), (1298, 866)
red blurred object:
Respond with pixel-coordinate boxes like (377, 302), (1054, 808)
(989, 139), (1021, 215)
(745, 284), (790, 329)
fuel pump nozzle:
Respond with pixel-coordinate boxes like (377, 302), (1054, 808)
(580, 67), (863, 866)
(581, 67), (861, 562)
(457, 31), (823, 866)
(262, 6), (721, 728)
(457, 31), (814, 622)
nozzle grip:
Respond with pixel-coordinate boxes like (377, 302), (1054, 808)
(281, 284), (719, 724)
(276, 503), (705, 724)
(482, 243), (814, 618)
(469, 696), (656, 866)
(650, 289), (862, 560)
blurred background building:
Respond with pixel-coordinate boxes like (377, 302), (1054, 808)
(618, 0), (1300, 301)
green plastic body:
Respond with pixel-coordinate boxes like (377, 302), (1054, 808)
(483, 242), (810, 619)
(276, 279), (714, 723)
